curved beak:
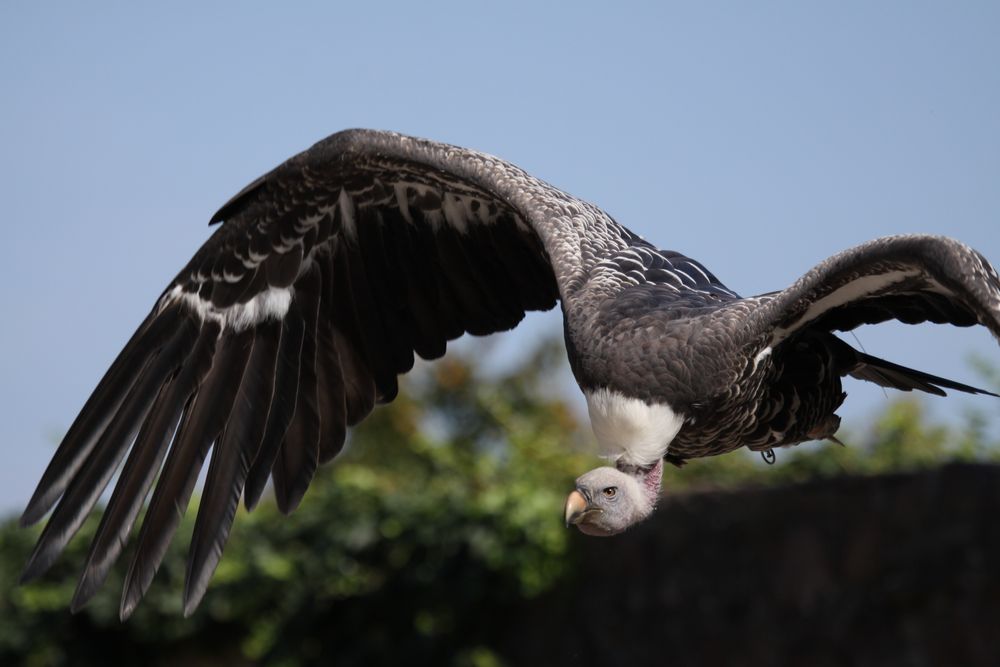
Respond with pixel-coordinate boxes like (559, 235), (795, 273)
(564, 489), (590, 527)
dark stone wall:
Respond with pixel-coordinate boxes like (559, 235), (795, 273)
(502, 463), (1000, 667)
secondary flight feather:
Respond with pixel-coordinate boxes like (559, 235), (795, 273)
(20, 129), (1000, 617)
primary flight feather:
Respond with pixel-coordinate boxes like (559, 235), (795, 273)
(20, 129), (1000, 617)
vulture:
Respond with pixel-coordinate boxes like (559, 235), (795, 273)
(19, 129), (1000, 618)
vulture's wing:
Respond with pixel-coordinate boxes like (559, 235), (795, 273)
(19, 129), (637, 619)
(741, 234), (1000, 357)
(590, 240), (741, 302)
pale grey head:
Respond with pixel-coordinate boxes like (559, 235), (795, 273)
(564, 460), (663, 536)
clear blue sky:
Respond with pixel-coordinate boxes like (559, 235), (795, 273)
(2, 2), (999, 514)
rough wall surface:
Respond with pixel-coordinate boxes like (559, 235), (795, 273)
(503, 463), (1000, 667)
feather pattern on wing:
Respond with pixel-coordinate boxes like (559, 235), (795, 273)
(22, 129), (619, 616)
(20, 130), (1000, 618)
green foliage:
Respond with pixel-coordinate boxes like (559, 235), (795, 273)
(2, 339), (998, 665)
(2, 340), (593, 666)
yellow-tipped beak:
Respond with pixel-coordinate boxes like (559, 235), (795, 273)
(564, 489), (589, 527)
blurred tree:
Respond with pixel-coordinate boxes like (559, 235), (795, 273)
(2, 339), (998, 666)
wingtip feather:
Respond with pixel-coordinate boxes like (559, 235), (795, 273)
(19, 548), (55, 586)
(18, 502), (47, 529)
(70, 578), (98, 614)
(183, 597), (200, 618)
(119, 581), (144, 622)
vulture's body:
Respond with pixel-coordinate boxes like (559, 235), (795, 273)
(19, 129), (1000, 615)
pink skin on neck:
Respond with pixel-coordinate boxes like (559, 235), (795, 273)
(614, 458), (664, 511)
(640, 459), (664, 507)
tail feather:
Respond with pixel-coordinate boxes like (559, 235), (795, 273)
(849, 350), (998, 397)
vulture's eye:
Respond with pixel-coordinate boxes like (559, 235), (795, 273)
(601, 486), (618, 499)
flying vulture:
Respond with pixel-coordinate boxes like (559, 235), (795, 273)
(19, 129), (1000, 618)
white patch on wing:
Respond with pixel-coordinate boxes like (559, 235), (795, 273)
(295, 211), (325, 234)
(338, 188), (356, 239)
(408, 181), (434, 201)
(441, 194), (469, 233)
(585, 389), (685, 466)
(924, 277), (953, 297)
(394, 182), (414, 224)
(753, 346), (772, 370)
(248, 247), (268, 264)
(671, 267), (695, 285)
(771, 269), (920, 345)
(166, 284), (293, 332)
(682, 260), (711, 283)
(423, 209), (445, 230)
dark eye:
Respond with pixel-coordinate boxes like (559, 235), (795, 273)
(601, 486), (618, 499)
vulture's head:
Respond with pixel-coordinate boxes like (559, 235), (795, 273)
(564, 460), (663, 536)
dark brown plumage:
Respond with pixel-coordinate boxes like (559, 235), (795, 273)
(19, 129), (1000, 617)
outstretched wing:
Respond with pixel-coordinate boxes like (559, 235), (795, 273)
(743, 234), (1000, 353)
(19, 129), (637, 619)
